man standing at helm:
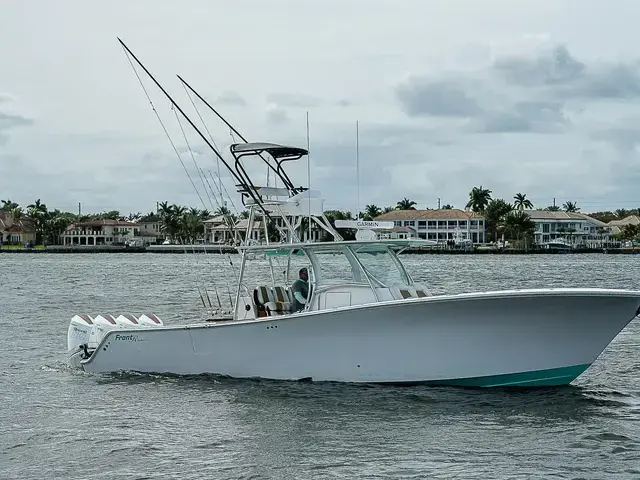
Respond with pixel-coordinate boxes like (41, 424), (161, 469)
(292, 267), (310, 311)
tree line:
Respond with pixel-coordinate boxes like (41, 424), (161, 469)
(2, 190), (639, 246)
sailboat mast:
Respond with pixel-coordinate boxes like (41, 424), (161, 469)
(356, 120), (360, 221)
(306, 111), (311, 242)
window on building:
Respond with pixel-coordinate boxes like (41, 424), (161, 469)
(427, 221), (437, 228)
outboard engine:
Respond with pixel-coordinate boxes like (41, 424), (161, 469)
(94, 314), (123, 343)
(115, 313), (140, 327)
(67, 314), (97, 352)
(138, 314), (164, 327)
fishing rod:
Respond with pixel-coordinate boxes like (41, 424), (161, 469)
(117, 38), (271, 218)
(177, 75), (303, 194)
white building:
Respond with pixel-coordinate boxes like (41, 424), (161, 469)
(374, 209), (487, 243)
(204, 215), (324, 244)
(61, 219), (140, 246)
(527, 211), (611, 246)
(137, 219), (164, 245)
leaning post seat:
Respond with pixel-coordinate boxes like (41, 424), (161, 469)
(252, 285), (294, 317)
(390, 283), (433, 300)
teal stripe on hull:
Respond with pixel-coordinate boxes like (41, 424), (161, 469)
(426, 364), (591, 388)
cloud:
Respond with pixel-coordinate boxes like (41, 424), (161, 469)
(0, 97), (33, 144)
(469, 100), (569, 134)
(0, 130), (215, 213)
(0, 93), (17, 103)
(395, 77), (483, 117)
(215, 91), (246, 106)
(3, 0), (640, 217)
(0, 111), (33, 130)
(492, 45), (585, 87)
(393, 44), (640, 138)
(267, 93), (323, 108)
(492, 45), (640, 100)
(266, 93), (352, 109)
(265, 104), (288, 124)
(590, 126), (640, 153)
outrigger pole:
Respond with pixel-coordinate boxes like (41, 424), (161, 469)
(177, 74), (304, 195)
(116, 37), (271, 217)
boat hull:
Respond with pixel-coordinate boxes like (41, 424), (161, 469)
(79, 289), (640, 387)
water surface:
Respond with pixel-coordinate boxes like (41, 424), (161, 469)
(1, 253), (639, 479)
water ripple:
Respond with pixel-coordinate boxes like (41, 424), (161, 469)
(1, 253), (640, 479)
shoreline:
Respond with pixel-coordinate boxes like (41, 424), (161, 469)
(1, 245), (638, 255)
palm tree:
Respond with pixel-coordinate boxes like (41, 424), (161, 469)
(42, 210), (74, 245)
(382, 206), (394, 214)
(27, 199), (48, 245)
(323, 210), (356, 240)
(465, 186), (492, 213)
(99, 210), (120, 220)
(11, 206), (23, 220)
(544, 205), (560, 211)
(441, 204), (454, 210)
(615, 208), (629, 219)
(513, 193), (533, 210)
(396, 198), (417, 210)
(503, 210), (536, 250)
(1, 199), (19, 211)
(622, 224), (639, 243)
(364, 204), (382, 219)
(563, 201), (579, 212)
(484, 199), (513, 243)
(215, 205), (231, 217)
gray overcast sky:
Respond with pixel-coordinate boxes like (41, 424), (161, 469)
(1, 0), (640, 214)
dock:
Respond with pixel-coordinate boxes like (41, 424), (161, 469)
(0, 245), (637, 255)
(0, 244), (237, 254)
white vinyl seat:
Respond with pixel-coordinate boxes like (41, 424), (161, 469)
(253, 286), (293, 317)
(412, 283), (432, 297)
(390, 284), (433, 300)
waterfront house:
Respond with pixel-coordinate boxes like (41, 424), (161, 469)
(137, 217), (164, 245)
(607, 215), (640, 235)
(205, 215), (324, 244)
(204, 216), (235, 244)
(527, 211), (611, 247)
(0, 211), (36, 245)
(378, 226), (418, 240)
(60, 219), (140, 246)
(374, 209), (487, 243)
